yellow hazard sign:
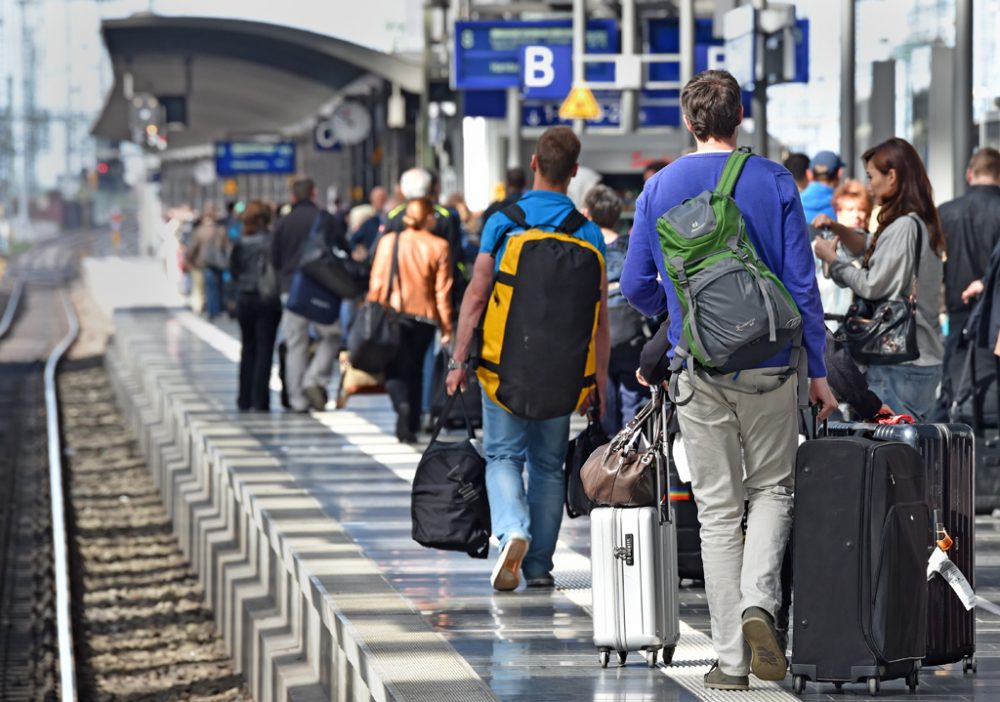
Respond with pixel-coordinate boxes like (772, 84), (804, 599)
(559, 84), (602, 121)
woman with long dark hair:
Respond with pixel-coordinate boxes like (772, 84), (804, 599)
(814, 137), (945, 420)
(229, 200), (282, 411)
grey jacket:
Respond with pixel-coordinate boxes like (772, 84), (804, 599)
(829, 214), (944, 366)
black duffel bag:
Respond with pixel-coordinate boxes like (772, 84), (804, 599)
(411, 392), (491, 558)
(347, 232), (402, 374)
(299, 213), (369, 300)
(564, 408), (608, 518)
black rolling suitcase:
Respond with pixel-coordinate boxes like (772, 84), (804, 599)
(967, 349), (1000, 514)
(827, 420), (976, 670)
(790, 435), (931, 696)
(667, 435), (703, 581)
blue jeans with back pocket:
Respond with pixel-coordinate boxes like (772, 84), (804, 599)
(865, 363), (941, 422)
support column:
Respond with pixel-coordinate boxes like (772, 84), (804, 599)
(506, 87), (521, 168)
(751, 0), (768, 157)
(840, 0), (856, 176)
(572, 0), (585, 134)
(680, 0), (695, 147)
(954, 0), (974, 196)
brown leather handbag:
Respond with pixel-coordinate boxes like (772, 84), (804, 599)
(580, 399), (663, 508)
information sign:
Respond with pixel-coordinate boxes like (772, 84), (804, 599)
(215, 142), (296, 176)
(453, 19), (617, 90)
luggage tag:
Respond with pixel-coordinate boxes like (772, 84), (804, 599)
(927, 546), (977, 611)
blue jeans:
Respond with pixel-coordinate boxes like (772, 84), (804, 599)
(204, 268), (223, 319)
(865, 364), (941, 422)
(482, 391), (571, 579)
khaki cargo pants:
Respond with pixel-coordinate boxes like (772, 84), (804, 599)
(675, 367), (798, 677)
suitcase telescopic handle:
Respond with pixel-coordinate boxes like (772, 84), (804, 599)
(649, 388), (673, 525)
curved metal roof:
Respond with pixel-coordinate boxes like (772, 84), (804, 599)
(92, 15), (421, 149)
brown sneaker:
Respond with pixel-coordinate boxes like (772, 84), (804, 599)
(704, 661), (750, 691)
(742, 607), (788, 681)
(490, 536), (528, 591)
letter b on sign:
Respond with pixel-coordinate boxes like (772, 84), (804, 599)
(524, 46), (555, 88)
(520, 44), (571, 100)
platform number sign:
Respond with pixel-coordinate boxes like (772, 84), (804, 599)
(520, 45), (572, 100)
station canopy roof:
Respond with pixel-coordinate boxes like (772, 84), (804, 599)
(92, 15), (422, 151)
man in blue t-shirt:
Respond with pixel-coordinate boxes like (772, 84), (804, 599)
(621, 71), (837, 691)
(800, 150), (844, 223)
(445, 126), (609, 592)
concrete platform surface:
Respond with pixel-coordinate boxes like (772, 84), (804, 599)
(105, 307), (1000, 702)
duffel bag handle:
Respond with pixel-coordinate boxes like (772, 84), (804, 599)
(431, 389), (477, 443)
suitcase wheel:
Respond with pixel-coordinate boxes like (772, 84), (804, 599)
(867, 676), (880, 696)
(906, 671), (919, 692)
(963, 654), (978, 674)
(661, 645), (675, 666)
(792, 675), (805, 695)
(645, 649), (657, 668)
(598, 650), (610, 668)
(617, 651), (628, 666)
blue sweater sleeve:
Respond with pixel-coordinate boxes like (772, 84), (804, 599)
(621, 190), (668, 317)
(777, 173), (828, 378)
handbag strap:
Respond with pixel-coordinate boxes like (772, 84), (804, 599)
(905, 214), (924, 303)
(385, 230), (404, 305)
(429, 389), (476, 442)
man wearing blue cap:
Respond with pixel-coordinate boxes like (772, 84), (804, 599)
(800, 150), (845, 224)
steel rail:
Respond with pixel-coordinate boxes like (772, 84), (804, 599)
(44, 290), (80, 702)
(0, 278), (24, 339)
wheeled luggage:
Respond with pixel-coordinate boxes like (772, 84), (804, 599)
(966, 349), (1000, 514)
(668, 434), (703, 581)
(590, 390), (680, 668)
(827, 420), (976, 670)
(791, 435), (931, 695)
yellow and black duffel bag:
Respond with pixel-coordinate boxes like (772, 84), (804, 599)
(475, 204), (605, 420)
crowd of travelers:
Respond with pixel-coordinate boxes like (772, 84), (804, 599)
(157, 68), (1000, 692)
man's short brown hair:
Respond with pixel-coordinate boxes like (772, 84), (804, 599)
(969, 148), (1000, 180)
(534, 126), (581, 184)
(681, 70), (743, 142)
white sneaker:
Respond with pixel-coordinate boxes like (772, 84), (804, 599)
(490, 536), (529, 591)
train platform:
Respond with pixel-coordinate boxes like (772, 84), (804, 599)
(101, 299), (1000, 702)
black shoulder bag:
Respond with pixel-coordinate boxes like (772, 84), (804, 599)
(299, 213), (369, 300)
(347, 232), (402, 375)
(839, 214), (923, 366)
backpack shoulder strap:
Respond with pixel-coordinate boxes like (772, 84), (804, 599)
(713, 146), (753, 198)
(491, 204), (529, 257)
(557, 209), (588, 234)
(501, 203), (529, 229)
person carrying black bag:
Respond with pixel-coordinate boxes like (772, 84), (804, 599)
(365, 198), (453, 443)
(814, 137), (945, 421)
(271, 178), (348, 413)
(229, 201), (282, 411)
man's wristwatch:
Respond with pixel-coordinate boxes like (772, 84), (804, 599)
(447, 357), (469, 371)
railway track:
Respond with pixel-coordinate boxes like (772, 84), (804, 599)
(0, 237), (79, 699)
(0, 224), (250, 701)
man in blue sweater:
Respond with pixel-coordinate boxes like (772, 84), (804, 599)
(621, 70), (836, 691)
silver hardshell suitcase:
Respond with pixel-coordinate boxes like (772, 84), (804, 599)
(590, 390), (680, 668)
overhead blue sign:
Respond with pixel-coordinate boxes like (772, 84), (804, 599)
(520, 45), (573, 100)
(453, 19), (618, 90)
(215, 142), (296, 176)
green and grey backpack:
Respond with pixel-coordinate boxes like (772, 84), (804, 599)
(657, 147), (803, 401)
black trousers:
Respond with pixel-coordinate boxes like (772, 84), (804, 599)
(385, 319), (436, 435)
(236, 293), (282, 410)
